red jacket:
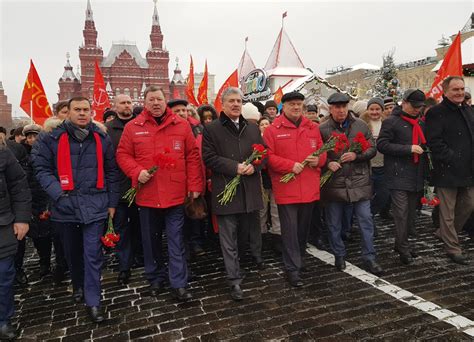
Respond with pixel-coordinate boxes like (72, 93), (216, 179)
(116, 108), (204, 209)
(263, 114), (326, 205)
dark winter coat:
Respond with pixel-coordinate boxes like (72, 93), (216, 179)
(105, 117), (134, 198)
(376, 106), (426, 192)
(0, 147), (32, 260)
(319, 115), (376, 203)
(22, 142), (52, 238)
(425, 97), (474, 187)
(6, 139), (28, 169)
(32, 122), (120, 224)
(202, 113), (264, 215)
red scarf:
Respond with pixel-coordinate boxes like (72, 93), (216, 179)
(57, 132), (104, 190)
(400, 115), (426, 164)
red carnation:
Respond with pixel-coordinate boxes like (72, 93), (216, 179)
(252, 144), (266, 153)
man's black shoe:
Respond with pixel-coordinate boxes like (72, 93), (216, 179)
(15, 269), (28, 285)
(230, 285), (243, 301)
(0, 323), (17, 340)
(53, 266), (67, 284)
(192, 245), (206, 257)
(363, 260), (383, 276)
(447, 253), (469, 265)
(335, 256), (346, 271)
(289, 277), (304, 287)
(72, 288), (83, 304)
(400, 254), (414, 265)
(86, 306), (105, 323)
(379, 210), (392, 220)
(117, 270), (131, 285)
(171, 288), (192, 302)
(149, 283), (164, 297)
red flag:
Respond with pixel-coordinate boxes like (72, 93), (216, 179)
(214, 69), (239, 115)
(426, 32), (462, 100)
(92, 61), (110, 122)
(274, 86), (284, 105)
(186, 55), (199, 106)
(197, 60), (209, 105)
(20, 60), (53, 125)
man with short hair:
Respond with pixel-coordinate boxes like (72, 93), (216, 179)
(32, 96), (120, 322)
(264, 92), (326, 287)
(105, 94), (140, 285)
(116, 86), (203, 301)
(202, 87), (265, 301)
(383, 97), (396, 118)
(377, 89), (427, 265)
(426, 76), (474, 265)
(168, 99), (203, 138)
(320, 92), (383, 275)
(0, 147), (31, 340)
(54, 100), (69, 120)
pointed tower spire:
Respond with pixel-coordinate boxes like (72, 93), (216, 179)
(264, 26), (305, 72)
(152, 0), (159, 26)
(61, 52), (78, 81)
(237, 37), (256, 81)
(171, 57), (185, 84)
(86, 0), (93, 21)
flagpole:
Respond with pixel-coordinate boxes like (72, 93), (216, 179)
(30, 99), (33, 124)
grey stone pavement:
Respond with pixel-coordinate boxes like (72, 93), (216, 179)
(13, 213), (474, 341)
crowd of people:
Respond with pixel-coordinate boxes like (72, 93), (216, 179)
(0, 76), (473, 339)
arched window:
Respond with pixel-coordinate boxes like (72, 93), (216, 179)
(133, 88), (138, 99)
(124, 88), (130, 96)
(115, 88), (120, 96)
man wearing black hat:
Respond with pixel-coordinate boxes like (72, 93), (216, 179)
(320, 92), (383, 275)
(105, 94), (140, 285)
(264, 91), (326, 287)
(168, 99), (206, 257)
(264, 100), (279, 120)
(377, 89), (427, 265)
(425, 76), (474, 265)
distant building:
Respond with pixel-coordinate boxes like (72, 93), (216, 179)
(0, 82), (13, 129)
(58, 0), (182, 105)
(325, 13), (474, 98)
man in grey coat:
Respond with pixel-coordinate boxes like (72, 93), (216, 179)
(202, 87), (265, 301)
(320, 93), (383, 276)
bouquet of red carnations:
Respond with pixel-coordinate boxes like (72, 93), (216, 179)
(320, 132), (371, 187)
(280, 133), (348, 183)
(122, 148), (176, 206)
(101, 216), (120, 248)
(217, 144), (267, 206)
(421, 181), (440, 207)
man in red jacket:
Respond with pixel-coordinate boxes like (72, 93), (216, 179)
(116, 86), (203, 301)
(263, 91), (326, 287)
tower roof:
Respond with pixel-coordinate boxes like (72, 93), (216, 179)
(86, 0), (93, 21)
(60, 53), (78, 81)
(102, 41), (149, 68)
(171, 58), (185, 84)
(264, 27), (306, 75)
(152, 0), (159, 26)
(461, 12), (473, 33)
(237, 44), (256, 80)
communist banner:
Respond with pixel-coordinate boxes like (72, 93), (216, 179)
(92, 61), (111, 122)
(20, 60), (53, 125)
(426, 32), (462, 100)
(186, 55), (199, 106)
(214, 69), (239, 115)
(197, 60), (209, 105)
(274, 86), (284, 111)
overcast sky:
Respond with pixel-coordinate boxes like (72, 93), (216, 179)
(0, 0), (471, 117)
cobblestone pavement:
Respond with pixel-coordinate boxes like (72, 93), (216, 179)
(13, 213), (474, 341)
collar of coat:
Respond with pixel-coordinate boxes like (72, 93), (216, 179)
(219, 112), (248, 129)
(273, 113), (315, 130)
(133, 107), (181, 128)
(50, 121), (107, 141)
(441, 95), (469, 110)
(328, 112), (356, 131)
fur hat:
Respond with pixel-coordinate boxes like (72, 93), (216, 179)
(242, 103), (261, 121)
(351, 100), (368, 116)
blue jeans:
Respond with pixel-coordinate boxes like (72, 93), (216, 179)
(325, 200), (376, 261)
(371, 167), (390, 215)
(0, 256), (15, 326)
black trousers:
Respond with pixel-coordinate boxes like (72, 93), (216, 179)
(278, 202), (314, 279)
(217, 211), (261, 286)
(391, 190), (418, 255)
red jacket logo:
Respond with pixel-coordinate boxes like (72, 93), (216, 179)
(173, 140), (183, 151)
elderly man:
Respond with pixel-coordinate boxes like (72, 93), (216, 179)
(202, 87), (265, 301)
(320, 93), (383, 275)
(264, 92), (326, 287)
(105, 94), (140, 285)
(0, 147), (31, 340)
(426, 76), (474, 265)
(377, 89), (427, 265)
(117, 86), (203, 301)
(32, 97), (120, 323)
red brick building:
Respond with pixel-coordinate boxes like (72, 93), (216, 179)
(58, 0), (185, 104)
(0, 82), (13, 129)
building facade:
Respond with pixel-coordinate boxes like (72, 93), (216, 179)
(0, 82), (13, 129)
